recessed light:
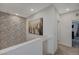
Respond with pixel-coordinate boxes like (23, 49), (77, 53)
(30, 8), (34, 11)
(15, 13), (19, 15)
(65, 8), (70, 11)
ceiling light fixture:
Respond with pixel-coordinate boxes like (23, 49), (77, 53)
(30, 8), (34, 11)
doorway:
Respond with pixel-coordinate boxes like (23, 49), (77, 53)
(72, 21), (79, 47)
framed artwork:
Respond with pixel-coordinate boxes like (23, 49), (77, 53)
(28, 18), (43, 35)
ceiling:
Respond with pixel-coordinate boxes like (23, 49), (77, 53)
(54, 3), (79, 14)
(0, 3), (79, 18)
(0, 3), (51, 18)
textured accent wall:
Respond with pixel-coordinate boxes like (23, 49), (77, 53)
(0, 12), (26, 50)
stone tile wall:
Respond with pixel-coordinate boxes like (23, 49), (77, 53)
(0, 12), (26, 50)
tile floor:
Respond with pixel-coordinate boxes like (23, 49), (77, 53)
(72, 37), (79, 47)
(55, 44), (79, 55)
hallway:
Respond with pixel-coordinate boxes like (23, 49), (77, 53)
(55, 44), (79, 55)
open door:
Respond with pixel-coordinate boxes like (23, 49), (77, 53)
(72, 21), (79, 47)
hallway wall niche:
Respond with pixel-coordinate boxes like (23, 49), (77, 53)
(27, 5), (58, 54)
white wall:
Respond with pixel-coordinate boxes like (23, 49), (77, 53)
(57, 14), (61, 42)
(27, 5), (58, 54)
(72, 22), (78, 37)
(59, 10), (79, 47)
(1, 38), (43, 55)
